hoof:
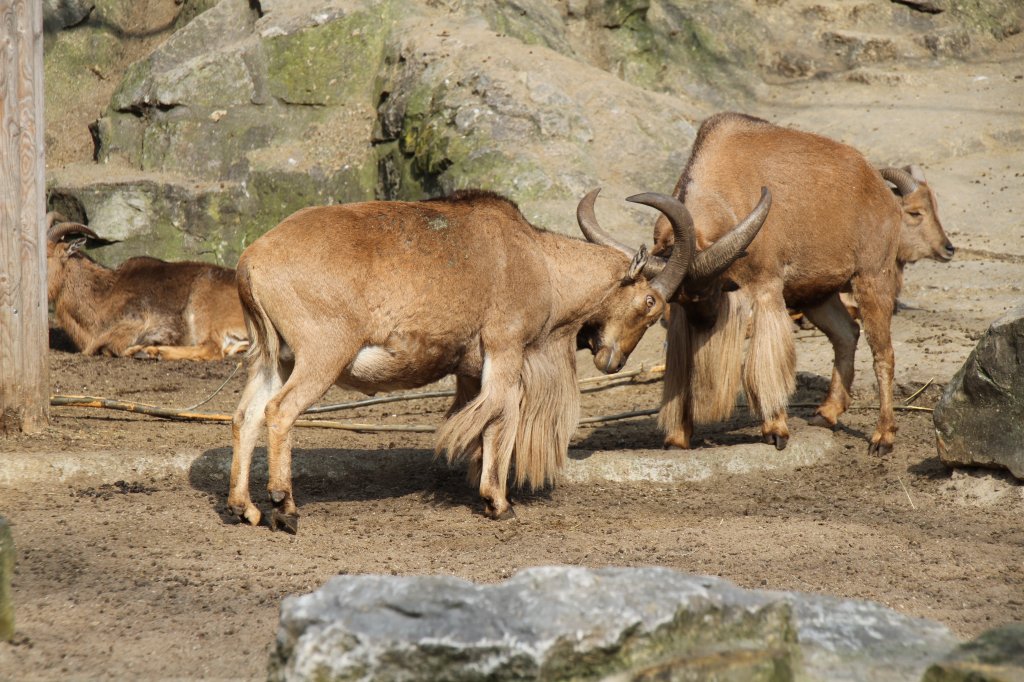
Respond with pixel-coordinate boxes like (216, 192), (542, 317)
(868, 440), (893, 457)
(484, 503), (516, 521)
(228, 503), (262, 527)
(270, 509), (299, 534)
(808, 413), (836, 430)
(763, 433), (788, 451)
(663, 435), (692, 450)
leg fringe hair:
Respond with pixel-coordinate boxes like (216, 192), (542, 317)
(742, 297), (796, 421)
(436, 339), (578, 491)
(658, 303), (692, 435)
(690, 291), (751, 424)
(513, 339), (579, 489)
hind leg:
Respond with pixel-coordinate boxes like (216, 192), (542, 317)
(801, 293), (860, 428)
(851, 276), (897, 455)
(449, 376), (484, 487)
(743, 285), (796, 450)
(228, 358), (287, 526)
(263, 352), (351, 533)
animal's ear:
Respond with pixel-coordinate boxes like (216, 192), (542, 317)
(905, 164), (927, 184)
(625, 244), (649, 283)
(67, 237), (88, 256)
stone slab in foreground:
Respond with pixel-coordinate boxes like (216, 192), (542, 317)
(271, 566), (957, 682)
(921, 622), (1024, 682)
(934, 303), (1024, 480)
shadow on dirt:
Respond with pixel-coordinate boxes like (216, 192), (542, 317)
(188, 446), (555, 523)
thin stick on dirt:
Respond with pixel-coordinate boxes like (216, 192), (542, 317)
(49, 395), (436, 432)
(788, 402), (933, 413)
(182, 361), (243, 410)
(903, 378), (934, 406)
(304, 363), (667, 415)
(897, 475), (917, 510)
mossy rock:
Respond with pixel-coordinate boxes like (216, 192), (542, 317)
(921, 623), (1024, 681)
(0, 517), (13, 642)
(263, 2), (398, 105)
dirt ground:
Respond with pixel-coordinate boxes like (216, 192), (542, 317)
(1, 305), (1023, 680)
(4, 8), (1024, 681)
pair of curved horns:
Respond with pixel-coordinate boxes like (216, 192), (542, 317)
(577, 187), (772, 298)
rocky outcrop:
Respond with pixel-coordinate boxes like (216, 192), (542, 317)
(934, 304), (1024, 480)
(0, 517), (13, 642)
(921, 623), (1024, 682)
(44, 0), (1023, 264)
(270, 566), (958, 681)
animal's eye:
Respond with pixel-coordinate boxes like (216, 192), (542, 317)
(645, 295), (656, 309)
(907, 210), (923, 217)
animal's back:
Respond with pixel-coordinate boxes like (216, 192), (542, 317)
(236, 193), (553, 388)
(683, 113), (900, 302)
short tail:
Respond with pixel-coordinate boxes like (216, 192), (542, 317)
(236, 259), (281, 371)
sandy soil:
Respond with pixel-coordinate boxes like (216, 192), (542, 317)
(4, 10), (1023, 682)
(1, 313), (1023, 680)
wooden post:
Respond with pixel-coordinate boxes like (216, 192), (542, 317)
(0, 0), (48, 434)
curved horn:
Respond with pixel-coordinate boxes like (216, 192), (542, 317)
(46, 211), (69, 231)
(878, 167), (918, 196)
(625, 192), (695, 300)
(686, 187), (772, 288)
(576, 188), (635, 258)
(47, 220), (100, 243)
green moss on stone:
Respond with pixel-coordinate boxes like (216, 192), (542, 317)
(264, 4), (396, 106)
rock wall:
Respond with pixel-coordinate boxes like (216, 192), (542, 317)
(43, 0), (1023, 265)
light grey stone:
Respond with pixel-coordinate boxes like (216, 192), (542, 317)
(270, 566), (958, 681)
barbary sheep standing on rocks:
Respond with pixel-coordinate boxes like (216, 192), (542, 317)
(227, 187), (772, 532)
(46, 213), (249, 361)
(643, 112), (952, 456)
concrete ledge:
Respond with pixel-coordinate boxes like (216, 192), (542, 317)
(0, 428), (837, 488)
(565, 427), (836, 483)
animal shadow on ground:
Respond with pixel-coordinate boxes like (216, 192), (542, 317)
(189, 446), (554, 526)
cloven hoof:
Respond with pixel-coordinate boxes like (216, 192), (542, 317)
(270, 509), (299, 534)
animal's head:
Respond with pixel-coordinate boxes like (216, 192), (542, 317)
(879, 165), (955, 264)
(46, 213), (101, 300)
(576, 187), (772, 373)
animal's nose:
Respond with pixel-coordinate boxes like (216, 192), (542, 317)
(944, 243), (956, 259)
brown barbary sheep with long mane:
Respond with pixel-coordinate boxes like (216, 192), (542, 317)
(227, 187), (772, 532)
(645, 112), (953, 456)
(46, 213), (248, 361)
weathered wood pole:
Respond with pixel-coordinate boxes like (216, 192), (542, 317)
(0, 0), (48, 435)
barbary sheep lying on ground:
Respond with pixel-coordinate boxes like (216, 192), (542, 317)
(227, 187), (771, 532)
(642, 112), (952, 455)
(47, 213), (248, 361)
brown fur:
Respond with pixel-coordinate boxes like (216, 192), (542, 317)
(228, 190), (682, 530)
(47, 232), (248, 361)
(654, 112), (951, 455)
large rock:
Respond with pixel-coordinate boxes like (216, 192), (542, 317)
(270, 566), (958, 681)
(43, 0), (1024, 261)
(921, 623), (1024, 682)
(0, 517), (13, 642)
(934, 304), (1024, 480)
